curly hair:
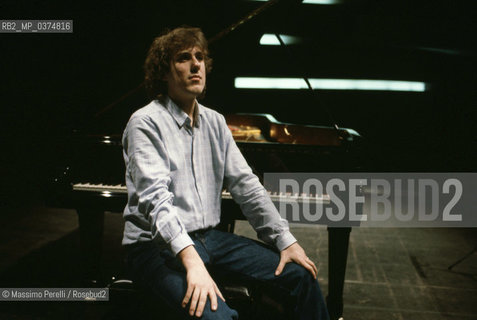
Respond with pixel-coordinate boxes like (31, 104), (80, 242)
(144, 26), (213, 99)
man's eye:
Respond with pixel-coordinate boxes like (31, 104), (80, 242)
(177, 53), (191, 61)
(195, 54), (204, 61)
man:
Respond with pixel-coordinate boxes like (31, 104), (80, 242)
(122, 26), (329, 319)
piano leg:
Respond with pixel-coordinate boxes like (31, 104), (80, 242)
(326, 227), (351, 320)
(77, 206), (104, 285)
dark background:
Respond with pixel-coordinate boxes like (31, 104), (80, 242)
(0, 0), (475, 206)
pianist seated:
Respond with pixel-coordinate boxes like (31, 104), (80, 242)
(121, 26), (329, 320)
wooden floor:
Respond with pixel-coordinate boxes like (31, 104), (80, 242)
(0, 204), (476, 319)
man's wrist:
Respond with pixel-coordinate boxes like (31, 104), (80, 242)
(178, 245), (204, 271)
(170, 232), (195, 256)
(276, 231), (297, 251)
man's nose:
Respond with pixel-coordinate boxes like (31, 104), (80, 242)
(191, 57), (201, 71)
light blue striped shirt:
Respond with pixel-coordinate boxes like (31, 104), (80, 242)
(122, 96), (296, 255)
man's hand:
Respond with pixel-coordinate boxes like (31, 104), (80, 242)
(275, 242), (318, 279)
(178, 245), (225, 317)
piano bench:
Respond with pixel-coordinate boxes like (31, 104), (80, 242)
(105, 278), (177, 319)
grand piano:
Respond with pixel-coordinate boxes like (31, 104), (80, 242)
(46, 1), (368, 319)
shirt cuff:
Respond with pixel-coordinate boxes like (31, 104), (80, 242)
(275, 230), (297, 251)
(169, 232), (195, 256)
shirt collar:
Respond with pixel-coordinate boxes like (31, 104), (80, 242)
(165, 95), (202, 129)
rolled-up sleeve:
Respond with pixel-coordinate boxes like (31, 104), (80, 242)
(221, 116), (296, 251)
(123, 115), (193, 255)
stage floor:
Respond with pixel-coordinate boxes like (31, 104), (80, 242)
(0, 204), (476, 319)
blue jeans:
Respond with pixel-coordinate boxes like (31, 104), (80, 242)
(126, 229), (329, 320)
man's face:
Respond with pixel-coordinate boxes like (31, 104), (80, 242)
(165, 46), (206, 101)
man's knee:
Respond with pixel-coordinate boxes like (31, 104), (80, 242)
(198, 299), (238, 320)
(281, 263), (320, 295)
(281, 264), (328, 319)
(285, 262), (313, 281)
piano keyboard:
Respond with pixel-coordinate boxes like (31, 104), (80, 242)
(72, 183), (330, 204)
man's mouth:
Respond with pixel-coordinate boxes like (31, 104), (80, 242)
(189, 75), (201, 80)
